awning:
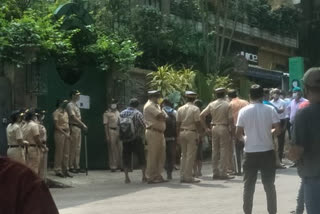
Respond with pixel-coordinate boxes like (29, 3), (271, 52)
(245, 65), (286, 81)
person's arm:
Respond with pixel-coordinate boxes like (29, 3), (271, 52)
(200, 105), (210, 133)
(53, 117), (68, 137)
(103, 113), (110, 142)
(16, 127), (24, 146)
(271, 108), (281, 136)
(288, 111), (306, 161)
(194, 108), (204, 135)
(228, 104), (235, 135)
(67, 104), (87, 130)
(235, 126), (244, 141)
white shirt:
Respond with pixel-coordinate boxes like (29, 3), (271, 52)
(237, 103), (280, 153)
(271, 98), (286, 119)
(6, 123), (23, 146)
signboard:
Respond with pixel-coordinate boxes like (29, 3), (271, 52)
(289, 57), (304, 89)
(77, 95), (90, 109)
(240, 51), (258, 64)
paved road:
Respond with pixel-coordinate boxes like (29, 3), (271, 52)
(51, 163), (301, 214)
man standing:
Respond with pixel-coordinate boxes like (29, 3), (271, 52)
(162, 99), (177, 180)
(143, 90), (167, 184)
(177, 91), (202, 183)
(22, 110), (42, 174)
(6, 111), (27, 164)
(53, 100), (72, 178)
(103, 99), (122, 172)
(228, 89), (249, 175)
(120, 98), (147, 183)
(200, 88), (234, 180)
(67, 90), (87, 174)
(271, 89), (287, 163)
(287, 87), (307, 127)
(236, 84), (280, 214)
(289, 68), (320, 214)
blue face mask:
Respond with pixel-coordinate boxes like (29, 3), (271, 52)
(163, 106), (174, 113)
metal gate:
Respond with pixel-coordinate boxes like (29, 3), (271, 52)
(37, 61), (107, 169)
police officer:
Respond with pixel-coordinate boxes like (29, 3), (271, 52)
(177, 91), (203, 183)
(200, 88), (234, 180)
(143, 90), (167, 184)
(22, 109), (42, 174)
(53, 100), (72, 178)
(35, 109), (49, 179)
(6, 110), (27, 164)
(103, 99), (122, 172)
(67, 90), (88, 173)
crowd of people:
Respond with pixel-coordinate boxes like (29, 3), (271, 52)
(3, 67), (320, 214)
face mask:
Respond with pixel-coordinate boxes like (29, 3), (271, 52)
(273, 94), (280, 100)
(292, 92), (298, 99)
(111, 104), (117, 109)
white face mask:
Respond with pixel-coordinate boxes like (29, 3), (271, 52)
(110, 104), (117, 109)
(292, 92), (298, 99)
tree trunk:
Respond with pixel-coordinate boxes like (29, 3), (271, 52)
(218, 0), (229, 71)
(214, 0), (221, 71)
(201, 0), (209, 73)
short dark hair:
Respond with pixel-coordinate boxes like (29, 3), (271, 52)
(228, 90), (237, 99)
(162, 98), (172, 107)
(25, 109), (36, 122)
(129, 98), (139, 108)
(216, 92), (226, 99)
(250, 85), (264, 100)
(10, 110), (20, 124)
(186, 97), (196, 102)
(194, 99), (203, 108)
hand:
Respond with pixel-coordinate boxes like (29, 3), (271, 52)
(288, 145), (304, 162)
(82, 124), (88, 131)
(23, 140), (29, 145)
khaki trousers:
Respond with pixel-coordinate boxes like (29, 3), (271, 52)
(38, 148), (48, 179)
(54, 131), (70, 173)
(212, 125), (231, 177)
(145, 129), (166, 181)
(26, 146), (41, 174)
(107, 129), (122, 169)
(69, 126), (82, 169)
(179, 131), (198, 182)
(7, 147), (26, 164)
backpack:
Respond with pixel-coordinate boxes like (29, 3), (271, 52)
(164, 109), (177, 138)
(119, 113), (136, 142)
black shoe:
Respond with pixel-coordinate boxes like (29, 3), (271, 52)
(69, 169), (78, 173)
(167, 174), (172, 180)
(78, 169), (86, 173)
(64, 172), (73, 178)
(110, 169), (117, 172)
(219, 175), (235, 180)
(56, 172), (65, 178)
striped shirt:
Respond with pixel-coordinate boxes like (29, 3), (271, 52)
(120, 107), (146, 135)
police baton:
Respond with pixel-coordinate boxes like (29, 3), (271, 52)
(84, 133), (88, 176)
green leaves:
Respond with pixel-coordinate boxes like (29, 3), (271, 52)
(0, 9), (75, 66)
(86, 34), (142, 72)
(147, 65), (196, 98)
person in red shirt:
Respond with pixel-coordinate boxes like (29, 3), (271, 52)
(0, 157), (59, 214)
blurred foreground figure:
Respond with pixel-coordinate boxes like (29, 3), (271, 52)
(0, 157), (59, 214)
(289, 67), (320, 214)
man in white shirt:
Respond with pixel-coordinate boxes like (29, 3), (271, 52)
(236, 85), (281, 214)
(271, 89), (287, 163)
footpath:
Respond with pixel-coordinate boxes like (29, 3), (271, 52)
(49, 162), (301, 214)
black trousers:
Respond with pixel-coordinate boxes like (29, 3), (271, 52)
(165, 139), (176, 175)
(123, 137), (146, 169)
(277, 119), (286, 162)
(235, 140), (244, 174)
(243, 150), (277, 214)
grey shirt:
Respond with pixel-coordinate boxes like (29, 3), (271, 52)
(292, 103), (320, 178)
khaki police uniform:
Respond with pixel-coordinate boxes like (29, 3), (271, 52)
(103, 109), (122, 170)
(144, 100), (166, 182)
(22, 121), (41, 174)
(6, 123), (25, 164)
(38, 123), (47, 179)
(53, 109), (70, 174)
(66, 101), (82, 170)
(177, 102), (200, 182)
(201, 98), (233, 177)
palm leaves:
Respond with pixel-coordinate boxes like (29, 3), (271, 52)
(147, 64), (196, 97)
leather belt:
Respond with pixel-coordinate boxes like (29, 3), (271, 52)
(70, 123), (81, 128)
(109, 127), (117, 130)
(212, 124), (228, 126)
(8, 145), (23, 148)
(180, 129), (197, 132)
(147, 128), (164, 134)
(28, 144), (39, 147)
